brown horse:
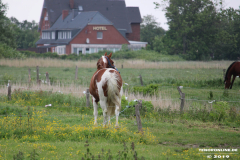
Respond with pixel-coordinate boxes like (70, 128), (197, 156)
(89, 53), (123, 127)
(224, 61), (240, 89)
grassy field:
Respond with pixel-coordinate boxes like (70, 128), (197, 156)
(0, 58), (240, 159)
(0, 105), (239, 159)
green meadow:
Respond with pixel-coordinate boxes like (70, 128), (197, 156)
(0, 59), (240, 159)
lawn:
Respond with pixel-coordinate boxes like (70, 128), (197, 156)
(0, 106), (239, 159)
(0, 59), (240, 159)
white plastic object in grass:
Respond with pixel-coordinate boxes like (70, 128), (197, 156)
(45, 104), (52, 107)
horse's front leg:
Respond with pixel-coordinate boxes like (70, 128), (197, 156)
(230, 75), (236, 89)
(92, 98), (98, 126)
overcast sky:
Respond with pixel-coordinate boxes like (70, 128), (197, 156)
(2, 0), (240, 30)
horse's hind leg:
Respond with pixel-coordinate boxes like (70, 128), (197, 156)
(100, 101), (108, 127)
(108, 115), (111, 126)
(92, 97), (98, 126)
(115, 105), (120, 128)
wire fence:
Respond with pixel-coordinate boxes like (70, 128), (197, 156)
(1, 65), (240, 114)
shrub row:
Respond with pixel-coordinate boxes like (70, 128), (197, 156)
(18, 49), (184, 62)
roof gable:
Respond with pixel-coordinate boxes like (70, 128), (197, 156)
(50, 11), (113, 30)
(41, 0), (141, 33)
(89, 12), (113, 25)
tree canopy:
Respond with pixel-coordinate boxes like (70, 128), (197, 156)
(154, 0), (240, 60)
(0, 0), (39, 50)
(141, 15), (166, 50)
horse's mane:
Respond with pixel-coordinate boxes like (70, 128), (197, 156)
(224, 61), (237, 81)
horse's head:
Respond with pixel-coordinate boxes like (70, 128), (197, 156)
(224, 78), (231, 89)
(97, 52), (117, 70)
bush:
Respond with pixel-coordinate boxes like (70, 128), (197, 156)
(132, 84), (159, 96)
(21, 49), (184, 62)
(20, 51), (60, 59)
(0, 43), (26, 59)
(121, 96), (154, 117)
(210, 101), (230, 121)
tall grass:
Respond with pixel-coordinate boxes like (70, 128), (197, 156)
(0, 82), (86, 98)
(0, 58), (233, 69)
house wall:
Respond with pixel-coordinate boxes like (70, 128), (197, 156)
(126, 23), (140, 41)
(71, 25), (129, 45)
(67, 25), (130, 54)
(40, 8), (50, 36)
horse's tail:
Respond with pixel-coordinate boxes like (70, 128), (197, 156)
(107, 71), (122, 110)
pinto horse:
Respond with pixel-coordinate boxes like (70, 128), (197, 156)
(224, 61), (240, 89)
(89, 53), (123, 127)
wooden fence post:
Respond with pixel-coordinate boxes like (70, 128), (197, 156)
(121, 64), (123, 69)
(28, 68), (31, 83)
(223, 69), (226, 80)
(36, 66), (39, 84)
(46, 72), (50, 85)
(139, 75), (143, 86)
(177, 86), (185, 114)
(86, 89), (90, 107)
(8, 80), (11, 101)
(75, 66), (78, 80)
(28, 68), (31, 88)
(19, 113), (22, 126)
(38, 80), (41, 86)
(135, 100), (143, 134)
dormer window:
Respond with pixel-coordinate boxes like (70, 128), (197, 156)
(78, 6), (83, 11)
(45, 12), (48, 21)
(58, 31), (71, 39)
(52, 32), (55, 39)
(42, 32), (50, 39)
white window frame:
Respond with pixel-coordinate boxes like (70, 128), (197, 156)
(90, 48), (95, 54)
(97, 48), (103, 52)
(86, 48), (90, 54)
(56, 46), (66, 55)
(63, 32), (66, 39)
(52, 32), (55, 39)
(97, 32), (103, 39)
(42, 32), (50, 39)
(67, 31), (71, 39)
(79, 6), (83, 11)
(58, 32), (62, 39)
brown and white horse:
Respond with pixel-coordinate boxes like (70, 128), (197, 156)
(224, 61), (240, 89)
(89, 53), (123, 127)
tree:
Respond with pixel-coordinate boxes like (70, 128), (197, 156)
(213, 7), (240, 60)
(0, 0), (17, 48)
(162, 0), (220, 60)
(154, 0), (240, 60)
(153, 35), (167, 54)
(141, 15), (165, 50)
(10, 18), (40, 49)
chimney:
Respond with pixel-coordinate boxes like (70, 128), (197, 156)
(62, 10), (69, 20)
(70, 0), (74, 9)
